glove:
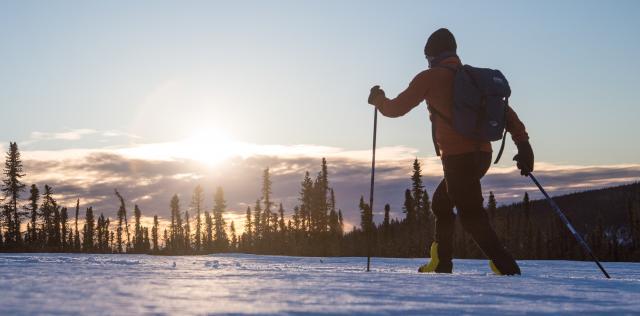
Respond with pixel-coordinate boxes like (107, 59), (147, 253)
(368, 85), (385, 105)
(513, 140), (534, 176)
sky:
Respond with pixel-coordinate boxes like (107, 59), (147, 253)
(1, 1), (639, 229)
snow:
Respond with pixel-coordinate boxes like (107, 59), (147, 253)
(0, 253), (638, 315)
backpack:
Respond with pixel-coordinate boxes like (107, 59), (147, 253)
(428, 64), (511, 164)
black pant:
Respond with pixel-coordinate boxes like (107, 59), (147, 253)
(432, 151), (520, 274)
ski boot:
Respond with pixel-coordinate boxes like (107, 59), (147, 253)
(489, 259), (521, 276)
(418, 242), (452, 273)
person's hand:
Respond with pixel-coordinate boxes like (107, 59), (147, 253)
(513, 140), (534, 176)
(368, 85), (385, 105)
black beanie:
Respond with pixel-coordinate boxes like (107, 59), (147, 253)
(424, 28), (457, 57)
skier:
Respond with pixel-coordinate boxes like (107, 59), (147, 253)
(367, 28), (534, 275)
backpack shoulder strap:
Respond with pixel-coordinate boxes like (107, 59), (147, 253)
(427, 65), (458, 157)
(428, 64), (459, 125)
(430, 64), (460, 126)
(493, 129), (508, 164)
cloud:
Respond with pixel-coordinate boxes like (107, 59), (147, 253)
(29, 129), (98, 141)
(14, 139), (640, 233)
(21, 129), (141, 147)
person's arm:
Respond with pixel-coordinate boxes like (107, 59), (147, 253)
(505, 105), (529, 143)
(506, 105), (534, 175)
(369, 72), (429, 118)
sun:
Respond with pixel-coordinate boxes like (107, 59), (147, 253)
(182, 128), (237, 166)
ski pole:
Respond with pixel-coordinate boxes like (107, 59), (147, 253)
(367, 108), (378, 272)
(528, 173), (611, 279)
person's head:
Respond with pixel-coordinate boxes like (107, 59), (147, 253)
(424, 28), (457, 67)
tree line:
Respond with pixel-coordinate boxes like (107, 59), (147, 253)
(1, 142), (639, 261)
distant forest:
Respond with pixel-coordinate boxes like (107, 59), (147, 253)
(1, 142), (639, 262)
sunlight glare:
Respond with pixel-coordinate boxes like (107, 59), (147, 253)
(183, 128), (237, 166)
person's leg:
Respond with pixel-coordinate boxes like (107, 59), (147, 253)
(443, 152), (520, 275)
(419, 178), (454, 273)
(432, 178), (455, 269)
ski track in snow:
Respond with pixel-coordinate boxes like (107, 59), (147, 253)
(0, 253), (638, 315)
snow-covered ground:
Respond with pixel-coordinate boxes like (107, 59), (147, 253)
(0, 253), (638, 315)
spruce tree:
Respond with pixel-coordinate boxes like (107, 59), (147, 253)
(109, 231), (115, 252)
(270, 210), (278, 234)
(327, 189), (337, 229)
(170, 194), (183, 252)
(152, 215), (159, 252)
(51, 206), (61, 250)
(191, 185), (204, 253)
(133, 205), (143, 252)
(96, 214), (104, 252)
(115, 194), (125, 253)
(163, 228), (169, 251)
(184, 210), (191, 252)
(359, 196), (373, 233)
(320, 158), (329, 228)
(402, 189), (415, 224)
(286, 219), (294, 250)
(1, 205), (9, 246)
(212, 187), (228, 251)
(487, 191), (497, 219)
(262, 168), (273, 237)
(82, 207), (95, 252)
(311, 175), (323, 234)
(143, 227), (150, 252)
(310, 158), (330, 234)
(73, 199), (80, 251)
(204, 211), (213, 251)
(25, 184), (39, 249)
(292, 206), (301, 231)
(244, 206), (252, 250)
(253, 199), (262, 244)
(114, 190), (131, 251)
(299, 172), (313, 233)
(420, 190), (433, 251)
(383, 204), (390, 229)
(230, 221), (237, 251)
(103, 217), (111, 252)
(1, 142), (26, 246)
(24, 223), (31, 245)
(170, 195), (177, 250)
(328, 190), (340, 237)
(40, 185), (57, 250)
(278, 203), (286, 234)
(410, 158), (424, 215)
(67, 229), (73, 252)
(60, 207), (69, 251)
(419, 190), (431, 224)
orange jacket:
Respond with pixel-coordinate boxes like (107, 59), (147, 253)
(371, 57), (529, 157)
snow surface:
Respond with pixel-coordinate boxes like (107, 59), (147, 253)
(0, 253), (638, 315)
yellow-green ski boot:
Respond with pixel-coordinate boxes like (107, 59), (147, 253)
(489, 259), (521, 275)
(419, 242), (446, 273)
(489, 260), (503, 275)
